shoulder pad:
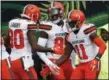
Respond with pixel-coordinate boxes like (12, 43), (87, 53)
(28, 24), (37, 29)
(40, 21), (52, 25)
(9, 18), (17, 24)
(27, 21), (38, 29)
(27, 21), (36, 24)
(39, 24), (52, 30)
(9, 19), (20, 28)
(84, 24), (96, 34)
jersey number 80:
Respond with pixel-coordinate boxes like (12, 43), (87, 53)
(9, 29), (24, 49)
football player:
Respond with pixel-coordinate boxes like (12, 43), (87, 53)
(37, 2), (74, 80)
(0, 32), (14, 79)
(6, 4), (61, 79)
(66, 10), (107, 79)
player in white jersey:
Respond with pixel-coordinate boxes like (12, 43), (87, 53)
(6, 4), (61, 80)
(0, 34), (14, 79)
(65, 10), (107, 79)
(37, 2), (74, 80)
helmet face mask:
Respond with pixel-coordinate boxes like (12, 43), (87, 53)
(48, 2), (64, 24)
(68, 20), (80, 29)
(49, 8), (61, 15)
(49, 14), (60, 21)
(48, 8), (63, 24)
(49, 8), (62, 23)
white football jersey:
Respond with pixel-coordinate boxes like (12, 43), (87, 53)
(9, 18), (36, 61)
(40, 20), (67, 59)
(67, 24), (99, 63)
(0, 37), (9, 60)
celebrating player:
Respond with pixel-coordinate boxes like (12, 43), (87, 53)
(6, 4), (61, 79)
(65, 9), (107, 79)
(37, 2), (74, 80)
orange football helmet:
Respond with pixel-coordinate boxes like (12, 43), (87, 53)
(67, 10), (85, 28)
(21, 4), (40, 22)
(48, 1), (64, 15)
(48, 1), (64, 23)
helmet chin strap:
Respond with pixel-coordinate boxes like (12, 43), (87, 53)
(21, 14), (30, 19)
(71, 26), (79, 31)
(71, 22), (79, 31)
(52, 17), (61, 24)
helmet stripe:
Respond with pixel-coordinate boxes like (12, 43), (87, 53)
(68, 9), (73, 21)
(22, 4), (30, 14)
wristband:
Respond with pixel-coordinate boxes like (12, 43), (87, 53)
(95, 53), (102, 60)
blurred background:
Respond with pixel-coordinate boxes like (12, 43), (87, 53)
(1, 1), (109, 79)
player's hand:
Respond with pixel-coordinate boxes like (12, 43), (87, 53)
(48, 63), (60, 75)
(90, 58), (100, 71)
(40, 66), (51, 77)
(52, 46), (64, 54)
(41, 63), (60, 77)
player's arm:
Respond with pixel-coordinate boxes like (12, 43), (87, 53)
(55, 37), (73, 66)
(89, 28), (107, 60)
(3, 31), (11, 54)
(40, 33), (73, 77)
(27, 30), (53, 53)
(85, 25), (107, 71)
(27, 24), (62, 54)
(36, 31), (53, 65)
(3, 31), (10, 48)
(37, 31), (60, 75)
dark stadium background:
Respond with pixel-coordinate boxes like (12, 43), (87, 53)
(1, 1), (109, 24)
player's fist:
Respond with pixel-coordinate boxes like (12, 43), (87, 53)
(49, 63), (60, 75)
(90, 58), (100, 71)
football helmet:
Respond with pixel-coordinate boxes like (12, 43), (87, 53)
(21, 4), (40, 22)
(48, 2), (64, 24)
(67, 10), (85, 29)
